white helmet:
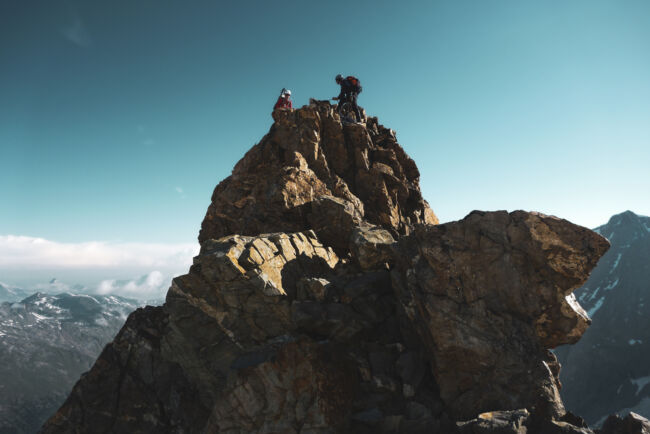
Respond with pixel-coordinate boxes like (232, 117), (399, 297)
(282, 88), (291, 96)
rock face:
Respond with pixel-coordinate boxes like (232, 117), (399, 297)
(392, 211), (609, 421)
(40, 101), (629, 433)
(555, 211), (650, 425)
(199, 100), (437, 250)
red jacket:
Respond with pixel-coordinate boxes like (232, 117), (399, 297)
(274, 96), (292, 110)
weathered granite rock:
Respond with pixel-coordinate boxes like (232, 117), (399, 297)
(350, 224), (395, 270)
(41, 102), (622, 434)
(391, 210), (610, 421)
(199, 100), (437, 245)
(40, 230), (451, 433)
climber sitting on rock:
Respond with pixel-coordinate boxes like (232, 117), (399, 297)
(333, 74), (363, 123)
(273, 88), (293, 110)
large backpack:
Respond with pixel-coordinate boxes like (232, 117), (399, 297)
(346, 76), (362, 94)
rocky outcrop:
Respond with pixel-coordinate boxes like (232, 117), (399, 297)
(392, 211), (609, 421)
(41, 101), (632, 434)
(199, 100), (437, 250)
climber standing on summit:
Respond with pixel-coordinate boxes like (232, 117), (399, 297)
(274, 88), (293, 110)
(333, 74), (363, 123)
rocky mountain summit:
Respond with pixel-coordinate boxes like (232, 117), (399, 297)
(556, 211), (650, 426)
(41, 101), (647, 433)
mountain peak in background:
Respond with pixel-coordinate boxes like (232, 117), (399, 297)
(557, 210), (650, 426)
(597, 210), (650, 242)
(38, 102), (646, 434)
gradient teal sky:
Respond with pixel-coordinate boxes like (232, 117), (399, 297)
(2, 0), (649, 246)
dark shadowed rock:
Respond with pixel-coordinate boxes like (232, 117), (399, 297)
(598, 412), (650, 434)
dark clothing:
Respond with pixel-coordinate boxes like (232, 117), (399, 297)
(337, 79), (362, 122)
(336, 78), (358, 101)
(274, 96), (292, 110)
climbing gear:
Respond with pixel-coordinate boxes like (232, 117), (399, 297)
(346, 76), (362, 94)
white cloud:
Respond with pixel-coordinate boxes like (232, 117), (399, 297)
(95, 271), (171, 300)
(175, 187), (184, 194)
(0, 235), (199, 270)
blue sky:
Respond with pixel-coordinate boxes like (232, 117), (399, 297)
(1, 1), (649, 288)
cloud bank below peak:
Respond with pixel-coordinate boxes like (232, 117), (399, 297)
(0, 235), (199, 271)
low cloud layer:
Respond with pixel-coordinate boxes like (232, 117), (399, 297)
(0, 235), (198, 270)
(1, 271), (174, 302)
(95, 271), (171, 300)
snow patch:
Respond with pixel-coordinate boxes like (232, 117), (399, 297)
(604, 278), (620, 291)
(66, 293), (100, 303)
(611, 253), (622, 272)
(586, 286), (601, 302)
(631, 376), (650, 395)
(30, 312), (52, 322)
(565, 294), (588, 318)
(588, 297), (606, 317)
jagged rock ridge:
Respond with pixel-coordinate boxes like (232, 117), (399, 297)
(199, 100), (437, 251)
(40, 101), (644, 433)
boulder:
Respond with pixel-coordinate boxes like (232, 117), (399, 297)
(350, 224), (395, 270)
(391, 210), (609, 420)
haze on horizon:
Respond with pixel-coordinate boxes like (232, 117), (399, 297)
(2, 0), (649, 291)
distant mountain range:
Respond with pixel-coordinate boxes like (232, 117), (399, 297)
(0, 292), (142, 434)
(0, 282), (31, 303)
(556, 210), (650, 425)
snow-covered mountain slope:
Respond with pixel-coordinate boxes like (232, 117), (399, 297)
(556, 210), (650, 425)
(0, 282), (31, 303)
(0, 292), (141, 434)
